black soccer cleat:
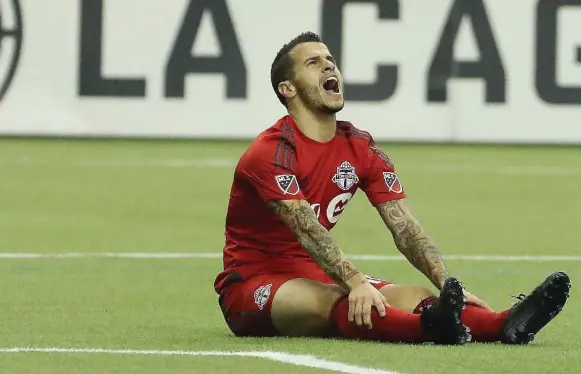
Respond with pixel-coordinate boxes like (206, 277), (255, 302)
(502, 271), (571, 345)
(420, 277), (472, 345)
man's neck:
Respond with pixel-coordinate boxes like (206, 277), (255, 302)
(289, 107), (336, 143)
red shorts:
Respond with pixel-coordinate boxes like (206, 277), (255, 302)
(217, 272), (392, 337)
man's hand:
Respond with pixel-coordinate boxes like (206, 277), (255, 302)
(463, 289), (492, 310)
(348, 281), (389, 329)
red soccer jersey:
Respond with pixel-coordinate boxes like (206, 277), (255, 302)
(214, 115), (406, 293)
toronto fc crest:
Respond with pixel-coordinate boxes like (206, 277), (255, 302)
(332, 161), (359, 191)
(254, 284), (272, 310)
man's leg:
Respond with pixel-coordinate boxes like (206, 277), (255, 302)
(269, 276), (520, 343)
(377, 283), (510, 342)
(457, 272), (570, 344)
(375, 281), (512, 342)
(378, 272), (572, 344)
(270, 278), (343, 337)
(265, 273), (509, 343)
(219, 272), (468, 344)
(271, 276), (470, 344)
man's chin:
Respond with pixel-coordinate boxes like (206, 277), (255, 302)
(321, 102), (344, 115)
(316, 94), (344, 113)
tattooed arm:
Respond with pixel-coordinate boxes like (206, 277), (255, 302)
(268, 199), (368, 291)
(376, 198), (449, 289)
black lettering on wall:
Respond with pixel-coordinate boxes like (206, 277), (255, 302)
(165, 0), (246, 99)
(322, 0), (399, 102)
(78, 0), (146, 97)
(536, 0), (581, 104)
(427, 0), (505, 103)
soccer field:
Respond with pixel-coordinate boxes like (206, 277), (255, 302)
(0, 139), (580, 374)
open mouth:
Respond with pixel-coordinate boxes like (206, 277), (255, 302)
(322, 76), (340, 94)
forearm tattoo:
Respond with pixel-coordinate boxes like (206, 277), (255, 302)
(268, 200), (362, 290)
(376, 199), (449, 289)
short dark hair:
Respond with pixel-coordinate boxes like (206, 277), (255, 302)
(270, 32), (323, 108)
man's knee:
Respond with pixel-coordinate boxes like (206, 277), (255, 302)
(410, 286), (436, 299)
(379, 284), (436, 312)
(271, 278), (344, 337)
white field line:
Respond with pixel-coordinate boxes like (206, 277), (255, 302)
(10, 157), (581, 176)
(0, 252), (579, 261)
(0, 347), (400, 374)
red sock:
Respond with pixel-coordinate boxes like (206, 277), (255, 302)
(413, 297), (510, 342)
(461, 306), (510, 342)
(329, 296), (426, 342)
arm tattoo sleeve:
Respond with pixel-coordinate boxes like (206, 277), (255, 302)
(375, 199), (449, 289)
(268, 200), (364, 291)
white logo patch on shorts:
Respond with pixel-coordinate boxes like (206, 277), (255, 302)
(254, 284), (272, 310)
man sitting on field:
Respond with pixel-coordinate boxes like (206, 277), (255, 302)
(214, 32), (571, 345)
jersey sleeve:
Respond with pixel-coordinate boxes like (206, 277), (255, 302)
(360, 140), (406, 206)
(239, 141), (305, 202)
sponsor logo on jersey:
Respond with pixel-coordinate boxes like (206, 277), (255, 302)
(332, 161), (359, 191)
(326, 192), (353, 224)
(310, 193), (353, 225)
(383, 172), (403, 193)
(274, 174), (300, 195)
(254, 284), (272, 310)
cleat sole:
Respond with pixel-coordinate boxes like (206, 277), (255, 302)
(503, 272), (571, 345)
(421, 278), (471, 345)
(439, 278), (471, 345)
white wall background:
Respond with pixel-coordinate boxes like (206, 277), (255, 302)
(0, 0), (580, 144)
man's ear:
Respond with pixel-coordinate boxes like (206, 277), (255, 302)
(278, 81), (297, 100)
